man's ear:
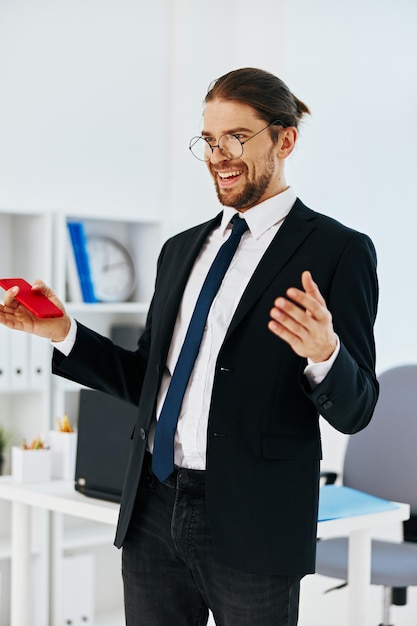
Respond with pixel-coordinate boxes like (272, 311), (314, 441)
(278, 127), (297, 158)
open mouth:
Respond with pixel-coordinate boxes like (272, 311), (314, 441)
(216, 170), (243, 187)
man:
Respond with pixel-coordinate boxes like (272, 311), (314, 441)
(0, 68), (378, 625)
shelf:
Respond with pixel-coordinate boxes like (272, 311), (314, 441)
(54, 212), (162, 306)
(66, 301), (150, 315)
(0, 388), (47, 396)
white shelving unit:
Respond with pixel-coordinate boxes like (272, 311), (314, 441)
(0, 211), (52, 626)
(0, 211), (54, 445)
(51, 211), (160, 423)
(0, 208), (162, 625)
(54, 212), (160, 306)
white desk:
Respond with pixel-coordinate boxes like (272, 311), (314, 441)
(0, 478), (119, 626)
(317, 495), (410, 626)
(0, 477), (410, 626)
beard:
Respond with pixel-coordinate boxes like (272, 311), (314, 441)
(212, 148), (277, 210)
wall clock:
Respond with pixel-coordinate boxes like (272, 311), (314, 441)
(87, 235), (136, 302)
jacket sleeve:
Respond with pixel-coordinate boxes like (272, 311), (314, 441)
(302, 231), (379, 434)
(52, 321), (149, 406)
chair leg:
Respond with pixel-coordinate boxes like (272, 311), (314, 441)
(378, 586), (393, 626)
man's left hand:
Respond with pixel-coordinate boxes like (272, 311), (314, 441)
(268, 270), (338, 363)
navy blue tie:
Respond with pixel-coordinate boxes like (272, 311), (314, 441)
(152, 215), (249, 481)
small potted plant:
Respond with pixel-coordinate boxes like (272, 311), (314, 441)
(0, 425), (12, 475)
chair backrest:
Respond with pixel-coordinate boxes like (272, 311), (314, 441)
(343, 364), (417, 514)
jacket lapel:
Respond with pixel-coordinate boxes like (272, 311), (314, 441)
(157, 199), (317, 350)
(225, 199), (317, 338)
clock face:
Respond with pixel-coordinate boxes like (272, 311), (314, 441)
(87, 235), (136, 302)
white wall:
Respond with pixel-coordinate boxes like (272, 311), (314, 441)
(0, 0), (170, 220)
(164, 0), (289, 231)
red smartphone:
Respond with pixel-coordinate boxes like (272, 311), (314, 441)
(0, 278), (64, 319)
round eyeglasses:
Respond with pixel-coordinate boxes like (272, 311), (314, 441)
(189, 120), (283, 162)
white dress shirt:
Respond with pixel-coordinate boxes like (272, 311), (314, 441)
(54, 188), (339, 470)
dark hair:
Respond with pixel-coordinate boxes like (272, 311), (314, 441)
(205, 68), (310, 130)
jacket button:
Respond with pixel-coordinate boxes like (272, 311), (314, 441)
(318, 394), (328, 405)
(139, 428), (146, 440)
(323, 401), (333, 410)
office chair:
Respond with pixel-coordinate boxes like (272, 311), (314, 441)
(316, 364), (417, 626)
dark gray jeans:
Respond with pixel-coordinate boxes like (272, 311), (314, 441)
(122, 453), (300, 626)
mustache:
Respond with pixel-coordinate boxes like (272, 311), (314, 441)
(210, 162), (247, 174)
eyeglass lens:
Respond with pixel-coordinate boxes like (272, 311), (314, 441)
(190, 134), (244, 162)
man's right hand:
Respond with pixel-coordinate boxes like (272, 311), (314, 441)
(0, 280), (71, 342)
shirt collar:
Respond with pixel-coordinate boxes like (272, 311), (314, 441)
(220, 187), (297, 240)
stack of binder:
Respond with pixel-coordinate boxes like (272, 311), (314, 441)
(0, 326), (51, 391)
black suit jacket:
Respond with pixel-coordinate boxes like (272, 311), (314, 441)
(53, 198), (378, 575)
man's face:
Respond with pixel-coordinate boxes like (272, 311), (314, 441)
(203, 99), (286, 211)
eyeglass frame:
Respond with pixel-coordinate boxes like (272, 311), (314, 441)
(189, 119), (285, 162)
